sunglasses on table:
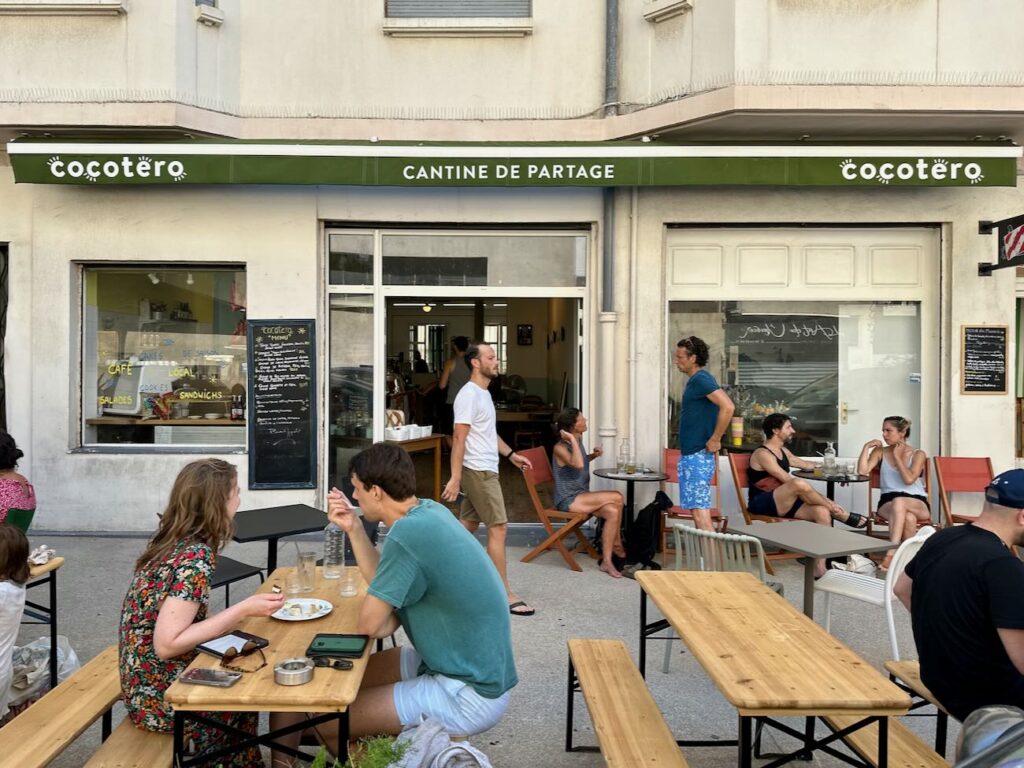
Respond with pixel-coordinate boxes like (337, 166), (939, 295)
(220, 640), (267, 673)
(312, 656), (353, 671)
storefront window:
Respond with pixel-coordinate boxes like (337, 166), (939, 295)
(668, 300), (922, 457)
(328, 233), (374, 286)
(82, 267), (247, 447)
(329, 294), (374, 485)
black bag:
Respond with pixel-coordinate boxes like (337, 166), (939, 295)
(624, 491), (673, 570)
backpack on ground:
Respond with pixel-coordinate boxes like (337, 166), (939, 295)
(624, 491), (673, 570)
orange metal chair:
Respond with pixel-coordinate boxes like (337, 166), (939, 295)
(518, 446), (600, 571)
(865, 462), (935, 539)
(726, 452), (802, 574)
(933, 456), (994, 527)
(659, 448), (725, 566)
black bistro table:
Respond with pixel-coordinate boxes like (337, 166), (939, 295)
(792, 469), (869, 502)
(592, 468), (668, 532)
(232, 504), (326, 573)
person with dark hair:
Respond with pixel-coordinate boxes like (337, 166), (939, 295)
(0, 431), (35, 527)
(0, 524), (29, 721)
(673, 336), (734, 530)
(275, 443), (516, 759)
(552, 408), (626, 578)
(438, 336), (471, 443)
(748, 413), (866, 577)
(442, 341), (535, 616)
(412, 349), (429, 374)
(896, 469), (1024, 721)
(119, 459), (284, 767)
(857, 416), (930, 572)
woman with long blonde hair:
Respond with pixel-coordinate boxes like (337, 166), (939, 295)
(119, 459), (283, 767)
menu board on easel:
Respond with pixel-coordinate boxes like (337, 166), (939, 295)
(247, 319), (317, 489)
(961, 324), (1008, 395)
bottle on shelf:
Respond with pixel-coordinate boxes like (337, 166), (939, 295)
(323, 523), (344, 579)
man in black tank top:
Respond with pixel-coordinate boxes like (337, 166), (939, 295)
(748, 414), (868, 578)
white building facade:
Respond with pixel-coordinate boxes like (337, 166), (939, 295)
(1, 0), (1022, 530)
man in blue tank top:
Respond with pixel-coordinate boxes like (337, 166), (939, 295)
(674, 336), (734, 530)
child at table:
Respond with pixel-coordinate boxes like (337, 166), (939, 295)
(0, 524), (28, 721)
(118, 459), (284, 767)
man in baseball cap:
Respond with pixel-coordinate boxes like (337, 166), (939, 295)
(895, 469), (1024, 721)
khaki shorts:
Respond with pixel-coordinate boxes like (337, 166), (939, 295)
(460, 468), (507, 526)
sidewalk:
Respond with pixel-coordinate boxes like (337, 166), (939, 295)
(17, 533), (957, 767)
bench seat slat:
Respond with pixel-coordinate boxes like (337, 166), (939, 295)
(824, 714), (948, 768)
(0, 644), (121, 768)
(569, 639), (687, 768)
(884, 660), (949, 714)
(84, 717), (173, 768)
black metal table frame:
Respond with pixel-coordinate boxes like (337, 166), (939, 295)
(173, 709), (348, 767)
(23, 567), (58, 690)
(591, 469), (668, 534)
(791, 470), (869, 503)
(636, 587), (888, 768)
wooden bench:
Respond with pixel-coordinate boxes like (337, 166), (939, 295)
(823, 714), (948, 768)
(0, 644), (120, 768)
(84, 717), (172, 768)
(885, 659), (951, 757)
(566, 639), (687, 768)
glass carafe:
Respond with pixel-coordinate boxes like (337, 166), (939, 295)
(617, 439), (630, 473)
(823, 441), (837, 475)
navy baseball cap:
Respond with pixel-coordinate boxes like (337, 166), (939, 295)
(985, 469), (1024, 509)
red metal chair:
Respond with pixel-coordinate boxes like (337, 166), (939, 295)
(726, 452), (802, 574)
(933, 456), (994, 527)
(865, 462), (935, 540)
(659, 448), (724, 566)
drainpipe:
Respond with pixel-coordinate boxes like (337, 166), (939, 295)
(604, 0), (619, 118)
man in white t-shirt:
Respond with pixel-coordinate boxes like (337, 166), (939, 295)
(442, 342), (535, 617)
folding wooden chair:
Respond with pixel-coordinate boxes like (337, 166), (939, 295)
(933, 456), (993, 527)
(518, 446), (599, 571)
(726, 452), (802, 574)
(865, 462), (935, 540)
(659, 448), (725, 567)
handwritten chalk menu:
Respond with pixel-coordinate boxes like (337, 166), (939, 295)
(961, 324), (1008, 395)
(247, 320), (317, 489)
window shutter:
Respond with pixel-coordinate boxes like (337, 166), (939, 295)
(385, 0), (530, 18)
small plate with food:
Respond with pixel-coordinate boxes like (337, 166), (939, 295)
(272, 598), (333, 622)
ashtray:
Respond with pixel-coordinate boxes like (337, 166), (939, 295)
(274, 657), (314, 686)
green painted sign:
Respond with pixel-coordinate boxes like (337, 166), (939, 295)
(7, 142), (1019, 187)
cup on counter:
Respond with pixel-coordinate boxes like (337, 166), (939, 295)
(297, 551), (317, 592)
(339, 566), (359, 598)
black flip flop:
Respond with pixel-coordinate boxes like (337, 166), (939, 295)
(509, 600), (535, 616)
(845, 512), (868, 529)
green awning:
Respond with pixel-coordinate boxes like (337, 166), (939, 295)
(6, 140), (1020, 187)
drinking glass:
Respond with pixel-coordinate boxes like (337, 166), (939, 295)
(625, 456), (637, 475)
(297, 551), (317, 593)
(339, 566), (359, 598)
(285, 570), (303, 595)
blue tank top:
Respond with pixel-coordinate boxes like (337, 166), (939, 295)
(553, 439), (590, 510)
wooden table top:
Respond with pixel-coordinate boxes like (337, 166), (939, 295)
(165, 567), (369, 713)
(636, 570), (910, 716)
(29, 556), (64, 579)
(727, 520), (897, 560)
(385, 434), (443, 451)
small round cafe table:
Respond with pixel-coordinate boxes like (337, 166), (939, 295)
(592, 468), (668, 534)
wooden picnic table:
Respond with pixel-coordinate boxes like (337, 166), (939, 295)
(165, 566), (368, 766)
(637, 570), (910, 768)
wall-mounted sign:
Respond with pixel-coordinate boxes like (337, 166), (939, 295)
(247, 319), (317, 489)
(961, 324), (1007, 395)
(7, 141), (1019, 187)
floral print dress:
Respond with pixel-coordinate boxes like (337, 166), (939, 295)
(119, 539), (263, 767)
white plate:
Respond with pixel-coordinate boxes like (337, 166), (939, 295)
(272, 598), (333, 622)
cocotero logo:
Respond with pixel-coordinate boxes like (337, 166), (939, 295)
(839, 157), (983, 185)
(45, 155), (188, 182)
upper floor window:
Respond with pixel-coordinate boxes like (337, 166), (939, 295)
(385, 0), (530, 17)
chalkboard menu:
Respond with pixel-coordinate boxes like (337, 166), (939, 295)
(247, 320), (317, 489)
(961, 324), (1008, 395)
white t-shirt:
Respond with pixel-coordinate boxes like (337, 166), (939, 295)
(0, 580), (26, 719)
(453, 381), (499, 473)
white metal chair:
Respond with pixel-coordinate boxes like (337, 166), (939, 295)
(663, 523), (783, 672)
(814, 525), (936, 660)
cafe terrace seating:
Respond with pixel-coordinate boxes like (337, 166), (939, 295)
(726, 452), (802, 573)
(864, 463), (936, 541)
(933, 455), (993, 527)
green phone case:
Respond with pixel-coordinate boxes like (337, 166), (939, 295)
(305, 633), (369, 658)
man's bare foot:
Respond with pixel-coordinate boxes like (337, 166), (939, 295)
(600, 561), (623, 578)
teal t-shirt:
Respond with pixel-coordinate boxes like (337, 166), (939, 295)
(678, 368), (721, 454)
(368, 499), (517, 698)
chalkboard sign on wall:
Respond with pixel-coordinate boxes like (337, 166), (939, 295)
(961, 324), (1008, 395)
(247, 320), (317, 489)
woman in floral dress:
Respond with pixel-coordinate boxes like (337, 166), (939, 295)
(119, 459), (283, 767)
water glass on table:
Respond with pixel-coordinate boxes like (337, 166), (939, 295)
(339, 565), (359, 598)
(297, 550), (317, 592)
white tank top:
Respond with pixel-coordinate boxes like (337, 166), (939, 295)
(880, 453), (926, 497)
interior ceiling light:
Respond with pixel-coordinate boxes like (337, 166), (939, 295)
(148, 272), (160, 285)
(421, 304), (432, 313)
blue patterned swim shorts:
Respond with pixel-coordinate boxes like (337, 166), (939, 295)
(678, 450), (716, 509)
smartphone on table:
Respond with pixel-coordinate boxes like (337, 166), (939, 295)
(180, 667), (242, 687)
(306, 634), (370, 659)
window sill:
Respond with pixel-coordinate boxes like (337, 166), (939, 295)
(643, 0), (692, 24)
(382, 17), (532, 38)
(72, 445), (246, 455)
(0, 0), (125, 14)
(194, 3), (223, 27)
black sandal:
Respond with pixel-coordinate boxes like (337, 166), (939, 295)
(844, 512), (868, 529)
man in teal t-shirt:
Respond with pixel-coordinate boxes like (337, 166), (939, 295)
(299, 442), (516, 749)
(674, 335), (734, 530)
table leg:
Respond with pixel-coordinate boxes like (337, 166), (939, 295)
(878, 716), (889, 768)
(267, 538), (279, 574)
(173, 712), (185, 766)
(639, 588), (647, 678)
(739, 715), (753, 768)
(624, 480), (636, 534)
(432, 441), (441, 500)
(337, 710), (349, 765)
(802, 558), (816, 618)
(48, 570), (58, 690)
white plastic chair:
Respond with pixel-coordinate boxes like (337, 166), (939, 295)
(814, 525), (936, 660)
(663, 523), (783, 672)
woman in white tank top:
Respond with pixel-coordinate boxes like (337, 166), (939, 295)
(856, 416), (931, 572)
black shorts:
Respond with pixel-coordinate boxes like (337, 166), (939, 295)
(877, 491), (930, 510)
(748, 493), (804, 519)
